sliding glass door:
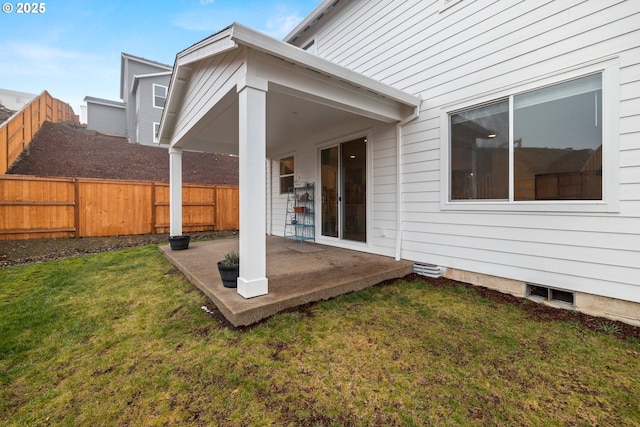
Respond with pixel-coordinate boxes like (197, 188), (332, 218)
(320, 137), (367, 242)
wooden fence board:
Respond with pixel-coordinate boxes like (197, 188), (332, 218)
(0, 176), (75, 240)
(0, 175), (239, 240)
(78, 180), (154, 237)
(215, 185), (240, 231)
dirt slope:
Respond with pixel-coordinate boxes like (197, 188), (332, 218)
(8, 121), (238, 184)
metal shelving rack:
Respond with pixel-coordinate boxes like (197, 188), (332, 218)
(284, 183), (315, 243)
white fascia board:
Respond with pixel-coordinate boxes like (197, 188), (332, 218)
(159, 66), (191, 145)
(230, 23), (421, 110)
(131, 71), (172, 94)
(177, 29), (238, 68)
(134, 71), (173, 79)
(84, 97), (126, 109)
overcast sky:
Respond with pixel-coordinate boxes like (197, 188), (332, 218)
(0, 0), (319, 115)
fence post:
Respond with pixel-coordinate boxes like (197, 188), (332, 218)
(1, 124), (7, 174)
(74, 178), (80, 237)
(151, 182), (156, 234)
(213, 185), (218, 231)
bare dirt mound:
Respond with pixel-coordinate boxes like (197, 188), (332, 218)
(8, 121), (238, 185)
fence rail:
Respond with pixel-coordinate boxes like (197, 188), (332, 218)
(1, 91), (79, 174)
(0, 175), (239, 240)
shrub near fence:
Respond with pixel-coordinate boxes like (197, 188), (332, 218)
(0, 175), (239, 240)
(0, 91), (79, 174)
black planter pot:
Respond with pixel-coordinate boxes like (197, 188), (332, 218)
(168, 234), (191, 250)
(217, 262), (239, 288)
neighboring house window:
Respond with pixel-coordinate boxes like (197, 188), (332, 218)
(450, 73), (602, 202)
(153, 122), (160, 143)
(280, 156), (294, 194)
(303, 40), (316, 55)
(153, 84), (167, 109)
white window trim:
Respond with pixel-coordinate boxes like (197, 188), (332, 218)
(153, 122), (160, 143)
(439, 57), (620, 213)
(153, 84), (167, 109)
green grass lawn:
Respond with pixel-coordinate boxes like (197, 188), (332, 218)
(1, 245), (639, 426)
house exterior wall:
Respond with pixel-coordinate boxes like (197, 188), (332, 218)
(122, 57), (171, 144)
(0, 88), (37, 110)
(85, 102), (126, 136)
(136, 76), (169, 145)
(286, 0), (640, 309)
(269, 117), (399, 256)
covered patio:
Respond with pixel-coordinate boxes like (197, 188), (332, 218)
(159, 236), (413, 327)
(158, 23), (421, 300)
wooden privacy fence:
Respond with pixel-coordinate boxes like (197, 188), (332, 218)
(0, 175), (239, 240)
(0, 91), (79, 174)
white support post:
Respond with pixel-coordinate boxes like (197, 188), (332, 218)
(237, 76), (269, 298)
(169, 146), (183, 237)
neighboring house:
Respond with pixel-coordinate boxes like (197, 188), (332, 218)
(83, 96), (126, 136)
(85, 52), (172, 145)
(0, 88), (37, 111)
(159, 0), (640, 325)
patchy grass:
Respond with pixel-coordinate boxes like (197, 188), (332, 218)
(1, 246), (639, 426)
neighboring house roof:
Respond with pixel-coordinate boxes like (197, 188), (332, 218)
(0, 88), (38, 111)
(131, 71), (172, 94)
(83, 96), (126, 109)
(119, 52), (172, 100)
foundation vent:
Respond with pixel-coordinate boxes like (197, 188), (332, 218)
(413, 263), (442, 278)
(527, 283), (575, 307)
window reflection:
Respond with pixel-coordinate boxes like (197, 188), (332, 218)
(514, 74), (602, 200)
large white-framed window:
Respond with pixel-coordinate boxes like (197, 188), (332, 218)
(440, 59), (620, 213)
(153, 84), (167, 109)
(279, 155), (294, 194)
(153, 122), (160, 143)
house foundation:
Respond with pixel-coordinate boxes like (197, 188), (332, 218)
(444, 268), (640, 327)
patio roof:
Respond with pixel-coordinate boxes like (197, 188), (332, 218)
(158, 22), (421, 153)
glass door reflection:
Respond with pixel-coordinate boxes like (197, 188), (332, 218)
(320, 138), (367, 242)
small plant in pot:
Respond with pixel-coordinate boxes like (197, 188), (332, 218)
(217, 250), (239, 288)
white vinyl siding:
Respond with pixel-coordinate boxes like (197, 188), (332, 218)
(85, 102), (126, 136)
(306, 0), (640, 304)
(137, 76), (170, 145)
(173, 48), (245, 146)
(122, 57), (171, 143)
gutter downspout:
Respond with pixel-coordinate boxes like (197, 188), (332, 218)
(395, 103), (421, 261)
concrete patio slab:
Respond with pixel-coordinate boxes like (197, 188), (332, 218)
(159, 236), (413, 326)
